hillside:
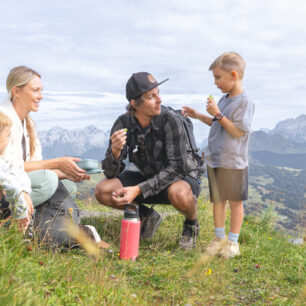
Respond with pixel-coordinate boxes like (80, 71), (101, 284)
(250, 151), (306, 169)
(1, 199), (305, 305)
(249, 131), (306, 154)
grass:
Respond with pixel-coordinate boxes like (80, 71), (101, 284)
(1, 196), (305, 305)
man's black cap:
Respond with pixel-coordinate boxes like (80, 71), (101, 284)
(126, 72), (168, 101)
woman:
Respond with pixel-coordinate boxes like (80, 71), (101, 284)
(0, 66), (109, 249)
(0, 65), (89, 207)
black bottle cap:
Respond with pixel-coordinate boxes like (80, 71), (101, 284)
(124, 204), (139, 219)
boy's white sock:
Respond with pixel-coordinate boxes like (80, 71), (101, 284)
(215, 227), (225, 239)
(228, 232), (239, 243)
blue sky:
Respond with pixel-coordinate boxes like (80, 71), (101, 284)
(0, 0), (305, 139)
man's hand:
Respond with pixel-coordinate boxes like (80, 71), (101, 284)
(111, 129), (127, 160)
(22, 192), (34, 216)
(112, 186), (141, 205)
(182, 106), (199, 119)
(206, 96), (220, 117)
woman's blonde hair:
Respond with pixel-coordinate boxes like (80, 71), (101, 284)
(6, 66), (41, 158)
(0, 111), (12, 134)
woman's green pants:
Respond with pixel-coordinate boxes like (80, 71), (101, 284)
(28, 170), (77, 207)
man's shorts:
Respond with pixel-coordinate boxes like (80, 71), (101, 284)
(207, 166), (248, 203)
(117, 171), (201, 204)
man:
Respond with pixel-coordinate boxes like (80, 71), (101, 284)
(95, 72), (202, 249)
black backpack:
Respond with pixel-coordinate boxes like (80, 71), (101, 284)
(161, 106), (205, 180)
(162, 106), (200, 157)
(124, 105), (206, 180)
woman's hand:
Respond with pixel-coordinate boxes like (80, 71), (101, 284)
(17, 215), (30, 234)
(70, 173), (90, 182)
(22, 192), (34, 216)
(57, 157), (88, 181)
(55, 169), (90, 182)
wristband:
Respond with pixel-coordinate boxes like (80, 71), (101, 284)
(212, 113), (224, 121)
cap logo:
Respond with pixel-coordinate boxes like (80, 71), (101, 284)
(148, 74), (156, 84)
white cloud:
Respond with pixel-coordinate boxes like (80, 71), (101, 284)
(0, 0), (305, 133)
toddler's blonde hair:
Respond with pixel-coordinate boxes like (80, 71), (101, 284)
(0, 111), (12, 134)
(209, 52), (246, 79)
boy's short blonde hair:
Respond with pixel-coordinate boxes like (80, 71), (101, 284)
(209, 52), (246, 79)
(0, 111), (12, 134)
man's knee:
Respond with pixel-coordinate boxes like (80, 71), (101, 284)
(95, 178), (122, 205)
(168, 181), (194, 204)
(95, 181), (104, 202)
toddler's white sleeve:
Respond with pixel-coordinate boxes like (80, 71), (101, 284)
(0, 170), (29, 220)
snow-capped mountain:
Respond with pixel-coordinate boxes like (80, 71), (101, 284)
(39, 125), (109, 159)
(38, 114), (306, 161)
(272, 115), (306, 143)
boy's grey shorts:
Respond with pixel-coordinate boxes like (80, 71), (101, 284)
(207, 166), (248, 203)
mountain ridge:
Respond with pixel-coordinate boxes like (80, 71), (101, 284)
(39, 114), (306, 159)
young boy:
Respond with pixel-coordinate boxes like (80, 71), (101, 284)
(182, 52), (255, 258)
(0, 111), (34, 233)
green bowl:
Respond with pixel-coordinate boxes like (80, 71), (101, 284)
(75, 159), (102, 173)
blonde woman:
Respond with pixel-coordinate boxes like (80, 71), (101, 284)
(0, 66), (89, 207)
(0, 66), (111, 248)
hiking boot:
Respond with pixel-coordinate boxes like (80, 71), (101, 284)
(205, 237), (226, 256)
(140, 208), (162, 240)
(179, 219), (199, 250)
(219, 240), (241, 259)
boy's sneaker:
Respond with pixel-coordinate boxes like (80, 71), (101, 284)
(205, 237), (226, 256)
(219, 240), (241, 259)
(140, 208), (162, 240)
(179, 219), (199, 250)
(80, 225), (110, 249)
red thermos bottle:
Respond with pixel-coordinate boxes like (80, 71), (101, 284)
(119, 204), (140, 261)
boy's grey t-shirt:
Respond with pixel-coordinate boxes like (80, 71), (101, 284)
(205, 91), (255, 169)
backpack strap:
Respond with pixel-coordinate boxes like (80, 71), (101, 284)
(160, 106), (206, 181)
(161, 105), (199, 154)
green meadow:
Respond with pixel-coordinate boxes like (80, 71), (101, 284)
(1, 194), (305, 305)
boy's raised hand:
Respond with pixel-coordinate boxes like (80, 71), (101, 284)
(182, 106), (198, 119)
(206, 95), (220, 117)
